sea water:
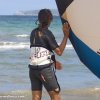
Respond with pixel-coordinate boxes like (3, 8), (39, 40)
(0, 15), (100, 93)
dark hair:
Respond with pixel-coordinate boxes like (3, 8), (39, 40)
(38, 9), (53, 28)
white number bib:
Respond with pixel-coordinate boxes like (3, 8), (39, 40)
(29, 47), (53, 65)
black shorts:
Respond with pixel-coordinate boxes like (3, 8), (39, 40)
(29, 65), (60, 92)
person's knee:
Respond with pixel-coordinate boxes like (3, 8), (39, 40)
(49, 88), (60, 100)
(33, 95), (41, 100)
(54, 88), (60, 93)
(32, 91), (42, 100)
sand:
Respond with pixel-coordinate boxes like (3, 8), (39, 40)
(0, 88), (100, 100)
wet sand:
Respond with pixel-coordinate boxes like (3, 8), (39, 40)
(0, 88), (100, 100)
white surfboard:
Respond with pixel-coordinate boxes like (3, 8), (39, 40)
(55, 0), (100, 78)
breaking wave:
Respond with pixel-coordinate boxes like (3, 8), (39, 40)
(0, 41), (73, 50)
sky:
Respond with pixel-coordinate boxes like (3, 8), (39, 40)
(0, 0), (57, 15)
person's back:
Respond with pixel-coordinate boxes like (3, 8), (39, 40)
(28, 9), (70, 100)
(29, 28), (57, 66)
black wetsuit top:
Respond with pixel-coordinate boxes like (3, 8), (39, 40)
(29, 28), (59, 69)
(30, 28), (59, 52)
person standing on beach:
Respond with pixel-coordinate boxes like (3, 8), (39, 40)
(29, 9), (70, 100)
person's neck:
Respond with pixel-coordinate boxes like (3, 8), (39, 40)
(39, 26), (48, 30)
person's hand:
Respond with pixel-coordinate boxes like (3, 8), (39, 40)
(55, 60), (62, 70)
(62, 22), (70, 37)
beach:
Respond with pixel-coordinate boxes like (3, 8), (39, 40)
(0, 15), (100, 100)
(0, 88), (100, 100)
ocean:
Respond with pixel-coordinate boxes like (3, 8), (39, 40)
(0, 15), (100, 94)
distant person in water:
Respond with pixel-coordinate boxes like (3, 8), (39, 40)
(28, 9), (70, 100)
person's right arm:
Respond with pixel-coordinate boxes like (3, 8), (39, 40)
(54, 23), (70, 56)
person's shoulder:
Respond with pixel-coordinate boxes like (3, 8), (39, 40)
(31, 28), (38, 36)
(47, 29), (53, 34)
(45, 29), (54, 37)
(31, 28), (38, 33)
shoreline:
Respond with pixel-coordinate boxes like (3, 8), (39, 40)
(0, 88), (100, 100)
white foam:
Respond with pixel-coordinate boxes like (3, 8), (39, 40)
(16, 34), (29, 38)
(58, 43), (73, 49)
(0, 41), (29, 50)
(94, 88), (100, 91)
(0, 41), (73, 50)
(66, 45), (73, 49)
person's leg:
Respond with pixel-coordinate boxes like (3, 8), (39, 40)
(48, 91), (60, 100)
(40, 66), (61, 100)
(29, 68), (43, 100)
(32, 91), (42, 100)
